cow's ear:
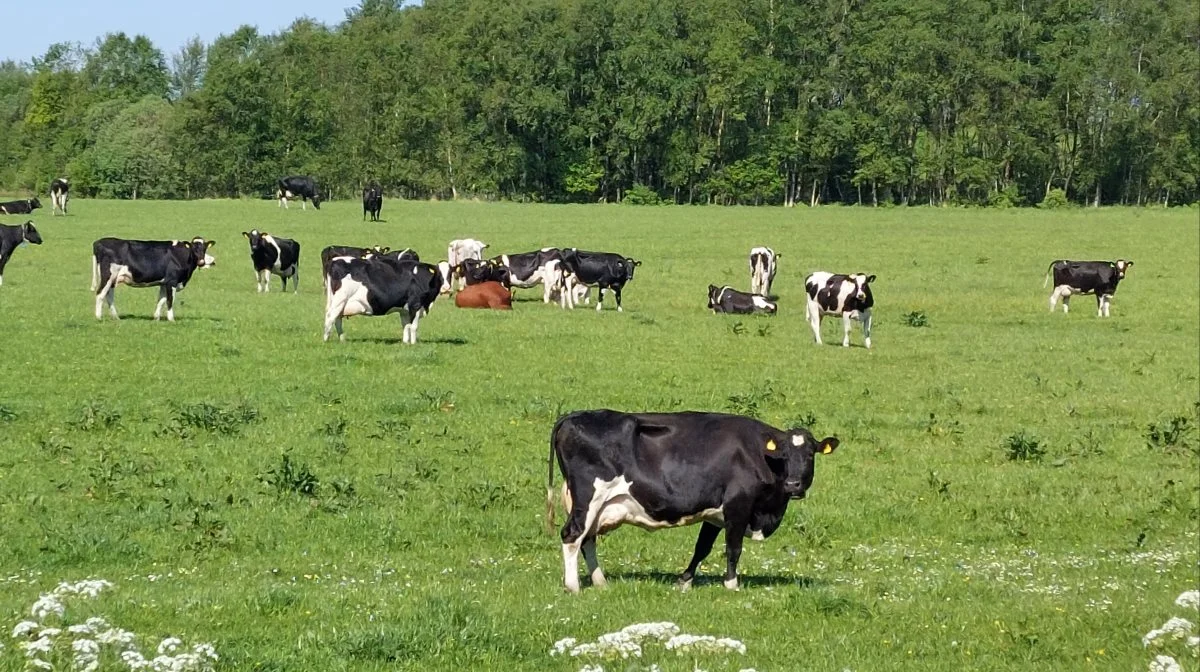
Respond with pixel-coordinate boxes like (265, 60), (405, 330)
(242, 231), (249, 238)
(866, 274), (876, 283)
(634, 260), (642, 267)
(763, 437), (787, 463)
(1126, 260), (1133, 267)
(207, 240), (216, 248)
(816, 437), (840, 455)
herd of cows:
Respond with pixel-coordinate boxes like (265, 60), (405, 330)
(0, 175), (1140, 592)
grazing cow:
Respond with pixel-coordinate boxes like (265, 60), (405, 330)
(0, 221), (43, 286)
(804, 272), (875, 348)
(91, 237), (216, 321)
(749, 247), (778, 297)
(548, 410), (839, 593)
(447, 239), (488, 290)
(460, 258), (510, 287)
(323, 256), (443, 343)
(491, 248), (575, 304)
(0, 198), (41, 216)
(50, 179), (69, 216)
(558, 248), (641, 311)
(242, 229), (300, 293)
(363, 184), (382, 222)
(708, 285), (777, 315)
(1044, 259), (1132, 317)
(454, 281), (513, 310)
(277, 176), (321, 210)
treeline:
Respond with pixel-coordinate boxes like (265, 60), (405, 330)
(0, 0), (1196, 206)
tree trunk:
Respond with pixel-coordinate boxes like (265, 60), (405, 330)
(810, 177), (819, 207)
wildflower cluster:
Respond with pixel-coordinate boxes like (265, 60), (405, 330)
(4, 579), (219, 671)
(551, 622), (748, 670)
(1142, 589), (1200, 672)
(665, 634), (748, 655)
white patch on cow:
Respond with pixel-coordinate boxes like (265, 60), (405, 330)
(581, 538), (606, 587)
(323, 277), (373, 342)
(749, 246), (777, 296)
(791, 434), (806, 447)
(751, 295), (773, 311)
(153, 296), (168, 320)
(447, 239), (487, 290)
(749, 530), (765, 542)
(436, 261), (453, 294)
(1049, 285), (1073, 313)
(585, 475), (724, 537)
(562, 541), (581, 593)
(723, 577), (740, 591)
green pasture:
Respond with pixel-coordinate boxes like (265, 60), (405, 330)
(0, 200), (1196, 671)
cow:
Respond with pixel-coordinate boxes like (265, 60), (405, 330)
(460, 258), (510, 287)
(91, 237), (216, 321)
(319, 245), (391, 279)
(447, 239), (488, 290)
(749, 247), (778, 297)
(0, 221), (43, 287)
(277, 176), (321, 210)
(547, 410), (840, 593)
(558, 248), (641, 311)
(323, 256), (443, 344)
(377, 248), (419, 263)
(708, 285), (777, 315)
(1044, 259), (1132, 317)
(363, 184), (382, 222)
(0, 198), (41, 216)
(548, 266), (592, 308)
(491, 248), (577, 304)
(804, 272), (875, 348)
(50, 179), (69, 216)
(242, 229), (300, 293)
(454, 281), (513, 310)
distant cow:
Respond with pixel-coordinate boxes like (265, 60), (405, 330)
(0, 198), (41, 216)
(91, 237), (216, 321)
(243, 229), (300, 293)
(0, 221), (43, 286)
(804, 272), (875, 348)
(749, 247), (778, 297)
(277, 176), (321, 210)
(708, 285), (776, 315)
(454, 281), (513, 310)
(50, 179), (69, 216)
(323, 256), (443, 343)
(460, 258), (510, 287)
(363, 184), (382, 222)
(548, 410), (839, 593)
(558, 249), (641, 311)
(447, 239), (488, 290)
(1044, 259), (1132, 317)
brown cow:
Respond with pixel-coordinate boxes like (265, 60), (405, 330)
(454, 281), (512, 310)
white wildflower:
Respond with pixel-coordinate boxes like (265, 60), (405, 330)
(38, 627), (62, 639)
(579, 665), (605, 672)
(619, 622), (680, 642)
(73, 639), (100, 654)
(1176, 591), (1200, 611)
(192, 643), (219, 660)
(57, 579), (113, 599)
(12, 621), (40, 638)
(20, 637), (54, 655)
(30, 594), (65, 620)
(1144, 617), (1196, 647)
(122, 650), (150, 670)
(157, 637), (183, 655)
(1187, 636), (1199, 649)
(29, 659), (53, 670)
(1149, 654), (1182, 672)
(551, 638), (577, 656)
(665, 634), (747, 655)
(97, 627), (137, 648)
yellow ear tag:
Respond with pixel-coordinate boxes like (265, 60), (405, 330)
(822, 445), (833, 455)
(766, 439), (776, 451)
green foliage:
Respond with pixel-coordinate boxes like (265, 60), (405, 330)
(1005, 431), (1047, 462)
(1146, 415), (1198, 455)
(902, 310), (929, 328)
(1039, 188), (1071, 210)
(621, 183), (662, 205)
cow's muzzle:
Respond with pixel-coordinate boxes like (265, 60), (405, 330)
(783, 481), (806, 499)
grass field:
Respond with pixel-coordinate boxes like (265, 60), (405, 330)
(0, 200), (1197, 671)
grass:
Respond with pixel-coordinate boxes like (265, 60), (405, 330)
(0, 200), (1197, 671)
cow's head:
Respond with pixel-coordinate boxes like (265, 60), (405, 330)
(707, 284), (722, 309)
(242, 229), (265, 250)
(21, 221), (42, 245)
(189, 237), (216, 267)
(1114, 259), (1133, 279)
(768, 428), (840, 499)
(436, 261), (453, 294)
(624, 258), (642, 280)
(311, 192), (322, 209)
(851, 273), (875, 301)
(28, 197), (41, 210)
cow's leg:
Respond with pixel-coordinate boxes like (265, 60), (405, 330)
(1097, 294), (1109, 317)
(614, 286), (623, 313)
(153, 286), (169, 321)
(806, 302), (823, 344)
(581, 537), (606, 588)
(595, 287), (604, 311)
(166, 288), (177, 322)
(862, 310), (873, 349)
(678, 522), (722, 591)
(722, 522), (747, 590)
(1061, 292), (1071, 313)
(292, 268), (298, 293)
(323, 297), (348, 342)
(841, 312), (854, 347)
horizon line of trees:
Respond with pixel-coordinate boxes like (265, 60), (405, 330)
(0, 0), (1196, 207)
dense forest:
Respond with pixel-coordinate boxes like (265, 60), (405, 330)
(0, 0), (1196, 206)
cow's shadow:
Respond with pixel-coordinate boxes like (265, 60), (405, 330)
(352, 335), (469, 345)
(110, 314), (223, 323)
(605, 570), (824, 589)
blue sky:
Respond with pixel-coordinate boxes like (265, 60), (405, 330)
(1, 0), (355, 63)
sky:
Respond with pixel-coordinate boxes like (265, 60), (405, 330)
(1, 0), (356, 63)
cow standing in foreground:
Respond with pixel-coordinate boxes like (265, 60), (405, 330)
(243, 229), (300, 293)
(0, 198), (41, 216)
(363, 184), (382, 222)
(1044, 259), (1132, 317)
(558, 248), (641, 311)
(454, 281), (513, 310)
(0, 221), (43, 286)
(805, 272), (875, 348)
(708, 285), (776, 314)
(91, 237), (216, 321)
(447, 239), (488, 291)
(277, 176), (321, 210)
(50, 179), (69, 216)
(323, 256), (443, 343)
(749, 247), (778, 297)
(548, 410), (839, 593)
(491, 248), (564, 303)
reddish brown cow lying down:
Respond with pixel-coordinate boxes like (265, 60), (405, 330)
(454, 281), (512, 310)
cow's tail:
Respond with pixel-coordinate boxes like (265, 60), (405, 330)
(90, 255), (99, 292)
(546, 415), (570, 534)
(1043, 261), (1057, 288)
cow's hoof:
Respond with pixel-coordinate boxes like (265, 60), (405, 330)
(723, 577), (740, 591)
(677, 578), (693, 593)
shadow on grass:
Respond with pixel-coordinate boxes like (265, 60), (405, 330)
(605, 570), (826, 589)
(351, 335), (469, 345)
(107, 314), (224, 323)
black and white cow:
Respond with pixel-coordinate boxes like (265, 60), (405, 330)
(377, 248), (419, 263)
(1044, 259), (1132, 317)
(0, 197), (41, 216)
(242, 229), (300, 293)
(447, 239), (488, 291)
(363, 184), (382, 222)
(460, 258), (510, 287)
(91, 237), (216, 321)
(749, 247), (778, 297)
(0, 221), (43, 287)
(323, 256), (443, 344)
(491, 248), (563, 302)
(548, 410), (839, 593)
(50, 178), (69, 216)
(277, 176), (321, 210)
(707, 285), (777, 315)
(558, 248), (641, 311)
(320, 245), (388, 277)
(804, 272), (875, 348)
